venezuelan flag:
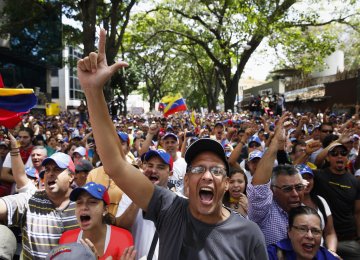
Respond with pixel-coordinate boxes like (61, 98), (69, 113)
(0, 88), (37, 128)
(163, 94), (187, 117)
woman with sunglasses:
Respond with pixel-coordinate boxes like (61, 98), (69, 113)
(59, 182), (133, 259)
(267, 206), (338, 259)
(296, 164), (339, 257)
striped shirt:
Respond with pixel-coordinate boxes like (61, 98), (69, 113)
(1, 190), (78, 259)
(247, 181), (289, 245)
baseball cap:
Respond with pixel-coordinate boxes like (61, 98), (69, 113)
(39, 169), (46, 179)
(46, 243), (96, 260)
(42, 152), (75, 173)
(117, 131), (130, 145)
(248, 150), (263, 161)
(143, 149), (173, 171)
(295, 164), (314, 177)
(352, 134), (360, 141)
(25, 167), (37, 179)
(248, 135), (261, 145)
(73, 146), (86, 157)
(70, 182), (110, 205)
(0, 224), (17, 260)
(185, 138), (230, 176)
(162, 132), (178, 141)
(327, 142), (347, 152)
(75, 159), (93, 172)
(214, 122), (224, 128)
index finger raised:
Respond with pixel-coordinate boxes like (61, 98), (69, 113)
(98, 28), (107, 55)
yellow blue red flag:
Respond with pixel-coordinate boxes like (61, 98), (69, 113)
(163, 94), (187, 117)
(0, 88), (37, 128)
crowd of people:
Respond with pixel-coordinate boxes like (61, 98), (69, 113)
(0, 29), (359, 259)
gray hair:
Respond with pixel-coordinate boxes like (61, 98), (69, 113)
(32, 146), (48, 156)
(271, 164), (302, 186)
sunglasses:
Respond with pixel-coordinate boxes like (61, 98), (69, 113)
(329, 150), (348, 157)
(272, 184), (305, 193)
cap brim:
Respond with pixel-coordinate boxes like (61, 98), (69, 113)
(41, 157), (67, 169)
(70, 188), (103, 202)
(185, 138), (229, 176)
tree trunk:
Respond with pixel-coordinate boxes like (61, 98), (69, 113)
(79, 0), (96, 57)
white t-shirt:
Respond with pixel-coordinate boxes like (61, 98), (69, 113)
(168, 155), (187, 193)
(116, 194), (158, 260)
(3, 152), (33, 169)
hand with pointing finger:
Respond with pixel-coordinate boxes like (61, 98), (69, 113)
(77, 28), (128, 93)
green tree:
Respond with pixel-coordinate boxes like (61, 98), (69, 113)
(147, 0), (359, 111)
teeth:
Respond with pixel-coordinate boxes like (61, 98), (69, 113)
(200, 187), (213, 192)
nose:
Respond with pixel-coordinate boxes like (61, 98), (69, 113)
(305, 229), (314, 239)
(201, 168), (213, 181)
(290, 187), (299, 197)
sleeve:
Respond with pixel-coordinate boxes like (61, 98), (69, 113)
(247, 181), (274, 224)
(318, 195), (331, 217)
(1, 192), (31, 226)
(355, 169), (360, 177)
(116, 193), (132, 217)
(2, 153), (11, 168)
(266, 244), (278, 260)
(143, 186), (179, 225)
(15, 181), (37, 195)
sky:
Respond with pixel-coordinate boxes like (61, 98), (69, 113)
(63, 0), (358, 81)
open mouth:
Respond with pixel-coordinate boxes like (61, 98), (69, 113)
(302, 243), (315, 252)
(289, 201), (300, 207)
(199, 188), (214, 204)
(47, 181), (56, 187)
(80, 214), (91, 222)
(149, 175), (159, 183)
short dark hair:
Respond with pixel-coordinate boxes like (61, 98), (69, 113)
(288, 206), (320, 228)
(19, 127), (34, 138)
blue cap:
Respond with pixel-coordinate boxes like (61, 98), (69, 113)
(117, 131), (129, 143)
(25, 167), (37, 178)
(162, 132), (178, 141)
(70, 182), (110, 205)
(143, 149), (173, 171)
(290, 137), (298, 142)
(329, 113), (336, 118)
(248, 150), (263, 161)
(295, 164), (314, 176)
(248, 135), (261, 145)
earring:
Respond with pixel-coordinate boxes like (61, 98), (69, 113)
(103, 213), (106, 216)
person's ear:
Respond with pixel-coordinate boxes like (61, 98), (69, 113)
(224, 176), (229, 191)
(68, 171), (75, 183)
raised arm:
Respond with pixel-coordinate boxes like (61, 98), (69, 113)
(8, 133), (30, 189)
(252, 112), (289, 185)
(228, 127), (256, 167)
(77, 28), (154, 211)
(138, 123), (159, 156)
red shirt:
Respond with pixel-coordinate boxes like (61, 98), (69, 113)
(59, 225), (133, 260)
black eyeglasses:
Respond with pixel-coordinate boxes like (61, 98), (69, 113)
(272, 184), (305, 193)
(249, 143), (261, 148)
(329, 150), (348, 157)
(187, 166), (227, 177)
(291, 225), (322, 237)
(321, 129), (333, 134)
